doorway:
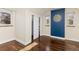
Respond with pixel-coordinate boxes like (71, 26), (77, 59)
(31, 15), (40, 42)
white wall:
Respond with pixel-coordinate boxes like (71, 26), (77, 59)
(42, 8), (79, 42)
(15, 9), (42, 45)
(65, 8), (79, 41)
(15, 9), (26, 45)
(0, 8), (43, 45)
(2, 8), (79, 45)
(25, 10), (33, 45)
(41, 11), (51, 36)
(0, 9), (15, 44)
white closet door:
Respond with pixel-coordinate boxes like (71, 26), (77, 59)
(33, 15), (39, 40)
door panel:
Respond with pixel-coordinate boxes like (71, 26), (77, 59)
(51, 9), (65, 37)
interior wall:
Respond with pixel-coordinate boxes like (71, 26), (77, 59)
(15, 9), (26, 45)
(42, 8), (79, 42)
(25, 10), (34, 45)
(0, 8), (43, 45)
(15, 9), (42, 45)
(41, 11), (51, 36)
(2, 8), (79, 45)
(65, 8), (79, 41)
(0, 9), (15, 44)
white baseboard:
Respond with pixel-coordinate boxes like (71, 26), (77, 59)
(0, 37), (15, 44)
(41, 34), (79, 42)
(16, 39), (26, 45)
(15, 38), (31, 45)
(50, 35), (79, 42)
(41, 34), (65, 40)
(50, 36), (65, 40)
(0, 37), (31, 45)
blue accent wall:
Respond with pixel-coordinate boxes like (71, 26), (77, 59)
(51, 8), (65, 37)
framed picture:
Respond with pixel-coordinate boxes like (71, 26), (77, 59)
(66, 12), (76, 27)
(0, 12), (12, 27)
(45, 16), (50, 27)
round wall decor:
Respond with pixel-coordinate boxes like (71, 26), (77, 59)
(53, 14), (62, 22)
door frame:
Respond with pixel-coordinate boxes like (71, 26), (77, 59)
(31, 15), (40, 43)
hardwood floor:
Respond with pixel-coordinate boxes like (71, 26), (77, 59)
(0, 40), (25, 51)
(30, 36), (79, 51)
(0, 36), (79, 51)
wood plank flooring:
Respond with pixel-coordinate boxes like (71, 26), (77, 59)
(0, 36), (79, 51)
(0, 40), (25, 51)
(30, 36), (79, 51)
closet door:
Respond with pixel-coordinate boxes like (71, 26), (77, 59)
(51, 9), (65, 37)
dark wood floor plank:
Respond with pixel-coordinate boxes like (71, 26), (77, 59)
(30, 36), (79, 51)
(0, 36), (79, 51)
(0, 40), (25, 51)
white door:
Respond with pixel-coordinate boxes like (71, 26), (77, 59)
(33, 15), (39, 40)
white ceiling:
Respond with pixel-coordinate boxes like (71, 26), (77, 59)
(27, 8), (51, 15)
(24, 8), (59, 15)
(6, 8), (59, 15)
